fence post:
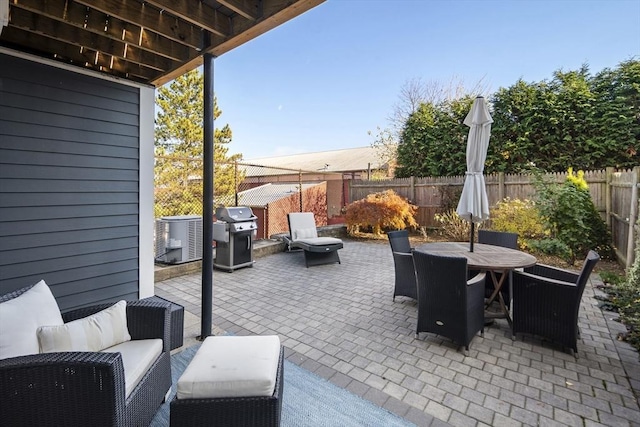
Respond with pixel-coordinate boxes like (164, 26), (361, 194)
(411, 176), (416, 202)
(299, 170), (303, 212)
(234, 161), (239, 207)
(498, 172), (505, 201)
(625, 166), (639, 270)
(605, 167), (613, 229)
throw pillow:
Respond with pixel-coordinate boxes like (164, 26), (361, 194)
(37, 300), (131, 353)
(294, 227), (317, 240)
(0, 280), (64, 359)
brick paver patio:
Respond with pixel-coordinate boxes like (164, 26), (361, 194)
(155, 240), (640, 426)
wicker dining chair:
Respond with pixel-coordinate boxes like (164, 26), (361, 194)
(477, 229), (519, 306)
(512, 250), (600, 356)
(412, 251), (486, 353)
(387, 230), (417, 301)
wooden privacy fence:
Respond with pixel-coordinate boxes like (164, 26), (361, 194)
(349, 167), (639, 269)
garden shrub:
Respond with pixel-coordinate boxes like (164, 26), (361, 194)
(596, 219), (640, 351)
(527, 238), (571, 260)
(603, 217), (640, 350)
(534, 168), (612, 265)
(345, 190), (418, 235)
(489, 198), (547, 250)
(433, 209), (474, 242)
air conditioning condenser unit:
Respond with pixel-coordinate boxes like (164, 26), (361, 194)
(155, 215), (203, 264)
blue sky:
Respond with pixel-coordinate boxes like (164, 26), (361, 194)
(210, 0), (640, 160)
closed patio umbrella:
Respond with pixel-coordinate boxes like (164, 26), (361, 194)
(456, 96), (493, 252)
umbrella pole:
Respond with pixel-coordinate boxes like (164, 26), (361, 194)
(470, 222), (474, 252)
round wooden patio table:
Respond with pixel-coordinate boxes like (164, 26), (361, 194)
(415, 242), (537, 326)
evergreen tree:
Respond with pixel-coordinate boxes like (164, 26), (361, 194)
(395, 96), (474, 177)
(394, 60), (639, 177)
(154, 69), (242, 217)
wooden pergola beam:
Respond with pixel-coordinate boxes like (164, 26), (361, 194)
(1, 26), (158, 82)
(75, 0), (204, 49)
(13, 0), (194, 63)
(9, 7), (181, 73)
(153, 0), (325, 86)
(1, 0), (326, 86)
(217, 0), (260, 21)
(143, 0), (231, 38)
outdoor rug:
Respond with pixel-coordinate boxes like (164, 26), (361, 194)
(151, 344), (416, 426)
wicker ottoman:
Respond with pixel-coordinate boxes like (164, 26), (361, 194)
(170, 335), (284, 427)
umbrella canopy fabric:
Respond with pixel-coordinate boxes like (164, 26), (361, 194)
(456, 96), (493, 228)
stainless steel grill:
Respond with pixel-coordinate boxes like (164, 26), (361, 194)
(213, 207), (257, 272)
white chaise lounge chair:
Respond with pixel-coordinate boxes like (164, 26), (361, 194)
(285, 212), (343, 267)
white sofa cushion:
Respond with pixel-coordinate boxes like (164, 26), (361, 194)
(177, 335), (281, 399)
(0, 280), (63, 359)
(37, 300), (131, 353)
(102, 338), (163, 398)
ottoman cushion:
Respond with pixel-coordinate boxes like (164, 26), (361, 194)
(177, 335), (281, 399)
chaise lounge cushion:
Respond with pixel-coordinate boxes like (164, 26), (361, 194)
(295, 236), (343, 247)
(0, 280), (63, 359)
(103, 338), (164, 397)
(37, 300), (131, 353)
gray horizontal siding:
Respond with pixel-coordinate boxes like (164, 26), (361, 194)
(0, 53), (141, 310)
(0, 215), (139, 236)
(0, 204), (139, 222)
(0, 164), (139, 181)
(0, 192), (139, 207)
(1, 178), (138, 193)
(0, 135), (139, 157)
(0, 106), (139, 136)
(2, 91), (139, 127)
(0, 225), (139, 250)
(1, 248), (139, 279)
(2, 237), (138, 264)
(0, 123), (140, 150)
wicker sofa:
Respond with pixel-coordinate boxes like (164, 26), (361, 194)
(0, 281), (172, 427)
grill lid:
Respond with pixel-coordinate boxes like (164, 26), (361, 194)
(215, 206), (257, 223)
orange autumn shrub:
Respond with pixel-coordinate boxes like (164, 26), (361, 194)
(345, 190), (418, 235)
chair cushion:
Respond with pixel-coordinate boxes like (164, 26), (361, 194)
(294, 227), (318, 240)
(288, 212), (316, 230)
(295, 236), (343, 246)
(0, 280), (63, 359)
(102, 338), (163, 398)
(177, 335), (281, 399)
(37, 300), (131, 353)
